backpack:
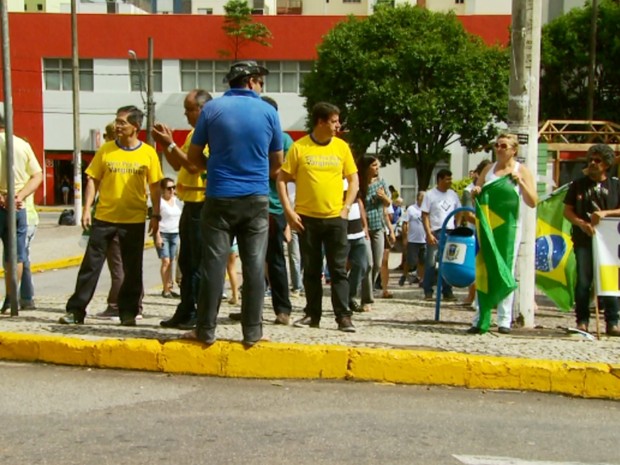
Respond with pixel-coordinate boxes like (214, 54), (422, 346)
(58, 209), (75, 226)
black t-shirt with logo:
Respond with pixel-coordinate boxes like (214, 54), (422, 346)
(564, 175), (620, 246)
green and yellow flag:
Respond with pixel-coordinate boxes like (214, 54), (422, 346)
(475, 175), (519, 332)
(535, 184), (575, 311)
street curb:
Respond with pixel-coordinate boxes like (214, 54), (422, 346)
(0, 331), (618, 399)
(0, 241), (155, 277)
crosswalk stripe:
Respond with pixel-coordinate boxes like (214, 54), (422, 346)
(453, 455), (617, 465)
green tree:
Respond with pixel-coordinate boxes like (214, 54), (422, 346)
(301, 5), (508, 190)
(219, 0), (273, 60)
(540, 0), (620, 123)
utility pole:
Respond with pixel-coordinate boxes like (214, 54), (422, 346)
(146, 37), (155, 147)
(71, 0), (82, 225)
(508, 0), (542, 328)
(587, 0), (598, 121)
(1, 0), (18, 316)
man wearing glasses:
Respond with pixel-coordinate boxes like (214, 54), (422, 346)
(564, 143), (620, 337)
(184, 61), (284, 346)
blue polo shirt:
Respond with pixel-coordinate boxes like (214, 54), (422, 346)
(192, 88), (283, 198)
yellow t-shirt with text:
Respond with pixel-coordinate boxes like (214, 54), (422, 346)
(176, 129), (208, 203)
(282, 135), (357, 219)
(86, 140), (163, 223)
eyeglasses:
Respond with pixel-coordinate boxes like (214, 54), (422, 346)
(166, 185), (176, 190)
(589, 158), (603, 164)
(494, 143), (511, 150)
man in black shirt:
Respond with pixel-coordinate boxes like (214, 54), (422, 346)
(564, 143), (620, 336)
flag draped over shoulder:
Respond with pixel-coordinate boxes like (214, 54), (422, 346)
(535, 184), (575, 311)
(475, 175), (519, 332)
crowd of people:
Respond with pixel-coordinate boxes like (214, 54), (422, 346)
(1, 61), (619, 341)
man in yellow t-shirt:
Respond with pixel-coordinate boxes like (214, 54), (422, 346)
(277, 102), (359, 332)
(60, 105), (163, 326)
(152, 89), (212, 329)
(0, 114), (43, 314)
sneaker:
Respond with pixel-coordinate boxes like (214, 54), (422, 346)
(293, 316), (319, 328)
(19, 299), (36, 310)
(424, 293), (434, 301)
(58, 312), (85, 325)
(221, 292), (228, 300)
(274, 313), (290, 325)
(94, 308), (120, 321)
(290, 288), (301, 297)
(337, 316), (356, 333)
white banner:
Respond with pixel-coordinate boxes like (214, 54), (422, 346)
(593, 217), (620, 296)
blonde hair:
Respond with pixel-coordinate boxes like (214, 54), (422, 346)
(496, 133), (519, 156)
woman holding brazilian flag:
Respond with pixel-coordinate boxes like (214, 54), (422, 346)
(467, 133), (538, 334)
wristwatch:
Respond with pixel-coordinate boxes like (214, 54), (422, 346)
(166, 142), (176, 153)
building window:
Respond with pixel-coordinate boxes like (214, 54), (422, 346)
(197, 7), (213, 14)
(43, 58), (94, 91)
(455, 0), (464, 4)
(37, 3), (43, 10)
(129, 59), (163, 93)
(180, 60), (313, 93)
(343, 0), (361, 3)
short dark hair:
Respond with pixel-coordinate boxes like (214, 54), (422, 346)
(311, 102), (339, 127)
(436, 169), (452, 182)
(229, 74), (254, 89)
(159, 177), (175, 189)
(117, 105), (143, 129)
(261, 96), (278, 111)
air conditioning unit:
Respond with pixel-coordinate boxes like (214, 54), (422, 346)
(251, 8), (265, 14)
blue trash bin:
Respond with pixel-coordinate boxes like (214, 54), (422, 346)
(440, 226), (476, 288)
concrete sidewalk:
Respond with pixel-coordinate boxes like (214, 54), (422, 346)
(0, 208), (618, 400)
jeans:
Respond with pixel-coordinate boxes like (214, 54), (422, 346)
(574, 245), (619, 326)
(196, 196), (269, 344)
(0, 208), (27, 263)
(66, 219), (145, 321)
(156, 232), (179, 260)
(287, 229), (302, 291)
(347, 236), (368, 305)
(361, 229), (384, 305)
(267, 212), (292, 315)
(423, 229), (453, 297)
(20, 223), (37, 303)
(298, 215), (351, 323)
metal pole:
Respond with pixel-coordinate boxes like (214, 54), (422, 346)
(508, 0), (542, 328)
(1, 0), (18, 316)
(586, 0), (598, 121)
(71, 0), (82, 225)
(146, 37), (155, 147)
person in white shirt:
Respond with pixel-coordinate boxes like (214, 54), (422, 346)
(399, 191), (426, 287)
(156, 177), (183, 298)
(421, 169), (461, 301)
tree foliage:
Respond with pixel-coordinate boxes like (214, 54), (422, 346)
(219, 0), (272, 60)
(540, 0), (620, 123)
(301, 5), (508, 190)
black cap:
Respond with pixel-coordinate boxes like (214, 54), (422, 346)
(223, 60), (269, 83)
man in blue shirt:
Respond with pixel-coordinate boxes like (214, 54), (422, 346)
(185, 61), (284, 346)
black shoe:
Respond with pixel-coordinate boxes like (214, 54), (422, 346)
(160, 313), (191, 328)
(442, 293), (457, 302)
(349, 301), (363, 313)
(120, 318), (137, 327)
(466, 326), (481, 335)
(498, 327), (511, 335)
(177, 318), (197, 330)
(229, 312), (242, 321)
(59, 312), (85, 325)
(293, 316), (319, 328)
(398, 275), (406, 287)
(337, 316), (356, 333)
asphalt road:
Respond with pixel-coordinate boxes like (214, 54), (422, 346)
(0, 362), (617, 465)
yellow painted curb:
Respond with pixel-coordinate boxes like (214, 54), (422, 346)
(0, 331), (618, 399)
(0, 241), (155, 277)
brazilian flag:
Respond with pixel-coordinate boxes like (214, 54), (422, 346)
(535, 184), (575, 311)
(475, 175), (519, 333)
